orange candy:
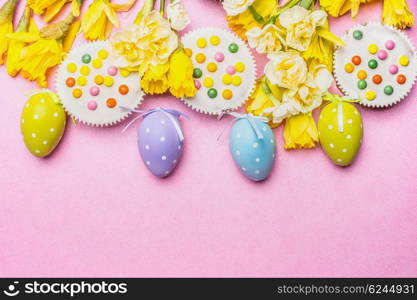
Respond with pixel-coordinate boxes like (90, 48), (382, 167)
(106, 98), (117, 108)
(66, 77), (75, 87)
(352, 56), (361, 65)
(397, 74), (407, 84)
(372, 74), (382, 84)
(119, 85), (129, 95)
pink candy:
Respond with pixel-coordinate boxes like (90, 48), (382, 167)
(377, 50), (388, 60)
(385, 40), (395, 50)
(389, 64), (399, 74)
(194, 80), (201, 89)
(89, 86), (100, 96)
(226, 66), (236, 75)
(215, 52), (225, 62)
(87, 100), (97, 111)
(107, 66), (118, 76)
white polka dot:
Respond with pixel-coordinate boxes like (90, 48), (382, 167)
(146, 128), (150, 133)
(50, 128), (55, 132)
(160, 119), (165, 125)
(146, 161), (151, 165)
(332, 108), (337, 113)
(178, 145), (181, 150)
(328, 124), (333, 130)
(236, 133), (241, 139)
(161, 155), (167, 160)
(31, 133), (37, 138)
(145, 145), (150, 150)
(173, 160), (177, 164)
(242, 167), (247, 172)
(342, 148), (347, 153)
(235, 150), (240, 156)
(33, 114), (39, 119)
(253, 143), (258, 148)
(40, 99), (45, 103)
(354, 111), (358, 115)
(337, 158), (343, 163)
(255, 158), (260, 162)
(270, 139), (274, 144)
(34, 150), (40, 154)
(25, 103), (29, 108)
(272, 153), (275, 158)
(53, 112), (58, 117)
(347, 119), (353, 124)
(165, 170), (170, 175)
(160, 136), (166, 142)
(346, 135), (351, 140)
(262, 127), (267, 132)
(319, 115), (323, 119)
(21, 119), (24, 124)
(42, 141), (48, 145)
(255, 170), (260, 174)
(329, 143), (334, 148)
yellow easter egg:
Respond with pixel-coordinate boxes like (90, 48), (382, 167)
(318, 101), (363, 166)
(21, 90), (66, 158)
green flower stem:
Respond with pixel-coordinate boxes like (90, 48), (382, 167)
(16, 6), (30, 32)
(299, 0), (314, 9)
(0, 0), (18, 24)
(160, 0), (165, 14)
(248, 5), (266, 24)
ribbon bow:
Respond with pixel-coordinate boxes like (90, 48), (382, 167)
(120, 107), (189, 142)
(323, 93), (361, 133)
(218, 112), (269, 141)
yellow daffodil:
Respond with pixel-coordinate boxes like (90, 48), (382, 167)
(319, 0), (375, 18)
(7, 13), (76, 87)
(167, 48), (196, 98)
(111, 10), (178, 76)
(246, 24), (286, 54)
(0, 0), (17, 65)
(142, 63), (170, 95)
(283, 113), (319, 149)
(227, 0), (277, 41)
(81, 0), (136, 41)
(246, 77), (283, 128)
(382, 0), (414, 29)
(6, 6), (32, 77)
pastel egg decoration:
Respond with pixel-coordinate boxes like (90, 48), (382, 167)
(21, 90), (66, 158)
(137, 108), (187, 178)
(229, 113), (276, 181)
(318, 99), (363, 167)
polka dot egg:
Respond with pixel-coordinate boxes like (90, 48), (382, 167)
(21, 90), (66, 158)
(318, 101), (363, 166)
(229, 117), (276, 181)
(138, 110), (184, 178)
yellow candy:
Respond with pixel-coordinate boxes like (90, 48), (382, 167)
(207, 62), (217, 72)
(184, 48), (193, 57)
(210, 36), (220, 46)
(399, 55), (409, 66)
(80, 66), (90, 76)
(357, 70), (367, 80)
(92, 59), (102, 69)
(104, 76), (114, 87)
(344, 63), (354, 73)
(203, 77), (213, 88)
(197, 38), (207, 48)
(222, 74), (232, 85)
(120, 69), (130, 77)
(72, 88), (82, 98)
(368, 44), (378, 54)
(98, 49), (108, 59)
(94, 75), (104, 85)
(365, 90), (376, 101)
(77, 76), (87, 86)
(235, 62), (245, 73)
(67, 63), (77, 73)
(222, 89), (233, 100)
(232, 75), (242, 86)
(196, 53), (206, 63)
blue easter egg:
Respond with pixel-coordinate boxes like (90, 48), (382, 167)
(138, 110), (183, 177)
(229, 118), (276, 181)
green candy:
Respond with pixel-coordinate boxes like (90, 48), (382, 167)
(228, 43), (239, 53)
(207, 88), (218, 98)
(82, 54), (92, 64)
(384, 85), (394, 95)
(193, 68), (202, 78)
(353, 30), (363, 40)
(357, 80), (367, 90)
(368, 59), (378, 69)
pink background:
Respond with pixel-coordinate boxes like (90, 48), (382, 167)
(1, 0), (416, 277)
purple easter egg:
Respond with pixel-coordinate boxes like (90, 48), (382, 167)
(138, 110), (183, 177)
